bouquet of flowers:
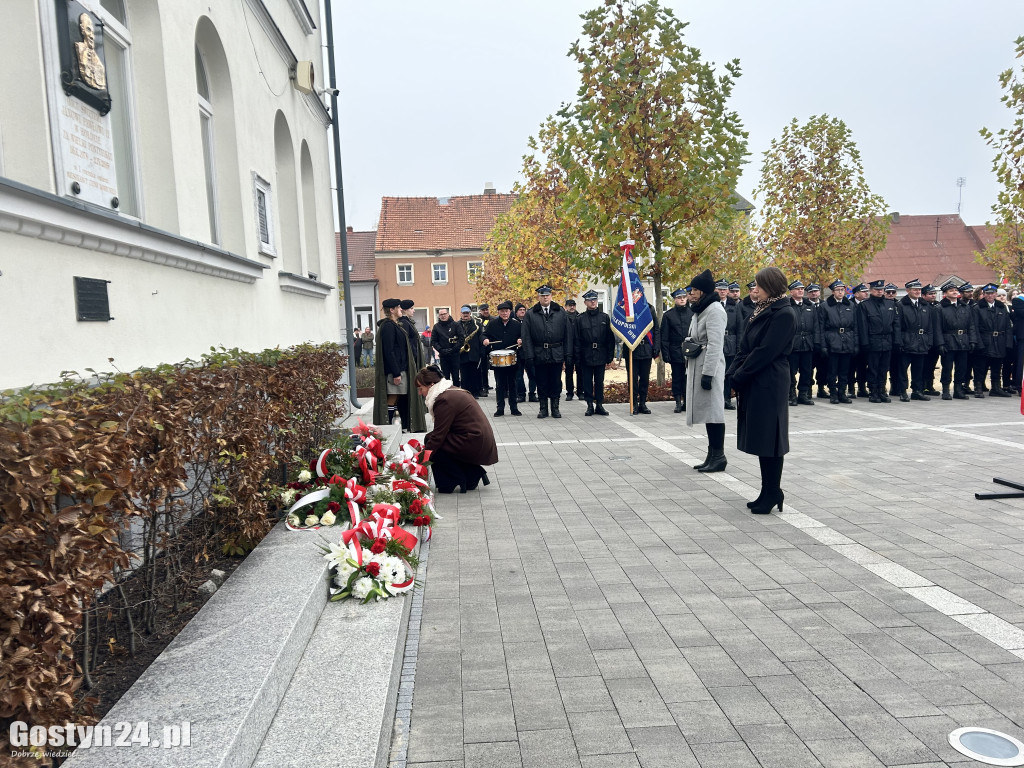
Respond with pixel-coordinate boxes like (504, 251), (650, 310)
(321, 530), (419, 603)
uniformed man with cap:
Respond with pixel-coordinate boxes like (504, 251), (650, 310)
(849, 283), (871, 397)
(896, 279), (940, 401)
(717, 279), (741, 410)
(727, 281), (742, 304)
(738, 280), (758, 326)
(920, 285), (942, 395)
(972, 283), (1013, 397)
(482, 301), (523, 416)
(476, 303), (492, 395)
(661, 287), (693, 413)
(574, 289), (615, 415)
(513, 303), (536, 402)
(458, 305), (484, 396)
(521, 285), (574, 418)
(431, 307), (465, 386)
(818, 279), (856, 403)
(959, 282), (979, 393)
(788, 280), (821, 405)
(858, 279), (902, 402)
(883, 284), (904, 396)
(938, 282), (977, 399)
(563, 298), (580, 401)
(804, 283), (828, 398)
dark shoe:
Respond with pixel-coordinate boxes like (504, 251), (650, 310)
(879, 393), (892, 403)
(509, 407), (522, 416)
(911, 391), (930, 401)
(857, 388), (869, 398)
(974, 391), (985, 399)
(868, 392), (881, 403)
(529, 393), (539, 403)
(638, 398), (651, 415)
(990, 388), (1011, 397)
(923, 387), (940, 396)
(517, 394), (526, 403)
(789, 386), (798, 406)
(963, 386), (975, 395)
(550, 398), (562, 418)
(816, 387), (829, 399)
(566, 393), (574, 401)
(481, 470), (490, 486)
(697, 448), (727, 473)
(899, 392), (911, 402)
(538, 400), (549, 418)
(724, 399), (736, 410)
(493, 408), (505, 417)
(585, 402), (595, 416)
(594, 403), (609, 416)
(693, 449), (712, 470)
(941, 387), (952, 400)
(838, 393), (853, 404)
(746, 491), (765, 509)
(674, 396), (684, 413)
(797, 390), (814, 405)
(751, 490), (784, 514)
(829, 393), (839, 404)
(953, 385), (968, 400)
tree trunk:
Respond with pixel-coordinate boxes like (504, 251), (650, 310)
(652, 226), (666, 386)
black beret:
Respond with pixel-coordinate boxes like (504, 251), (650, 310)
(382, 298), (401, 309)
(399, 299), (415, 310)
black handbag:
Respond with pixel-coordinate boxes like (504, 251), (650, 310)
(681, 339), (704, 358)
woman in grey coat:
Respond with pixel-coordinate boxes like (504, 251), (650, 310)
(685, 269), (728, 473)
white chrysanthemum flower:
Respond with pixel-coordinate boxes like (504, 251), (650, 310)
(380, 556), (406, 584)
(352, 577), (373, 599)
(297, 469), (312, 482)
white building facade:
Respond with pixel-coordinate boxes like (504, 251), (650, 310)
(0, 0), (339, 388)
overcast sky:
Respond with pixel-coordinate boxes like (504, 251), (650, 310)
(334, 0), (1022, 233)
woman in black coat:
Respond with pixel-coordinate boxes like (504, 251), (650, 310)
(726, 267), (796, 514)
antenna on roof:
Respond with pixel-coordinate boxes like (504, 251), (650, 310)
(956, 177), (966, 215)
(935, 217), (941, 246)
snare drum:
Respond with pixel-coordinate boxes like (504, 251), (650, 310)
(489, 349), (517, 368)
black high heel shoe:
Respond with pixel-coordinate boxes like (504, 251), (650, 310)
(750, 490), (784, 515)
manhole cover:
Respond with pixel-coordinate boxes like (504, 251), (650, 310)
(948, 727), (1024, 766)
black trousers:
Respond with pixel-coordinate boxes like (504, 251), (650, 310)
(867, 350), (891, 392)
(578, 363), (607, 403)
(941, 349), (969, 386)
(438, 351), (460, 386)
(851, 352), (869, 393)
(924, 348), (940, 390)
(494, 367), (516, 409)
(973, 356), (1001, 391)
(889, 349), (904, 393)
(564, 358), (578, 397)
(900, 353), (926, 393)
(724, 355), (735, 401)
(516, 361), (536, 398)
(814, 350), (828, 389)
(789, 350), (814, 391)
(459, 360), (481, 395)
(431, 449), (486, 494)
(669, 362), (687, 399)
(1001, 350), (1015, 389)
(623, 355), (652, 400)
(827, 353), (852, 395)
(534, 362), (563, 400)
(480, 355), (491, 391)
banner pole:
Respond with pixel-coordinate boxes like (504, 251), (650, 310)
(628, 348), (634, 415)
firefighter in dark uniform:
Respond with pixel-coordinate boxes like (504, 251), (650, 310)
(431, 307), (465, 386)
(521, 285), (574, 419)
(482, 301), (523, 416)
(849, 283), (870, 397)
(457, 305), (484, 397)
(857, 279), (902, 402)
(972, 283), (1013, 398)
(738, 280), (758, 326)
(938, 282), (978, 399)
(563, 298), (580, 400)
(624, 315), (661, 415)
(804, 283), (829, 399)
(788, 280), (821, 405)
(476, 303), (492, 396)
(573, 290), (615, 415)
(884, 284), (904, 396)
(660, 287), (693, 413)
(920, 285), (942, 395)
(818, 280), (857, 403)
(717, 280), (741, 410)
(896, 279), (941, 401)
(958, 283), (979, 393)
(514, 303), (537, 403)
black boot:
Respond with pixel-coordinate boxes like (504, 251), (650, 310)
(638, 397), (651, 415)
(537, 399), (549, 418)
(493, 398), (505, 417)
(797, 388), (814, 405)
(550, 397), (562, 418)
(899, 391), (911, 402)
(857, 387), (869, 398)
(829, 392), (839, 404)
(838, 391), (853, 404)
(923, 385), (940, 396)
(879, 389), (891, 403)
(565, 392), (574, 401)
(594, 401), (609, 416)
(941, 386), (952, 400)
(529, 392), (539, 403)
(953, 384), (968, 400)
(674, 396), (684, 413)
(816, 387), (829, 399)
(911, 390), (930, 401)
(697, 448), (727, 473)
(585, 400), (595, 416)
(724, 398), (736, 410)
(974, 389), (986, 399)
(789, 385), (799, 406)
(510, 399), (522, 415)
(990, 387), (1011, 397)
(868, 390), (881, 403)
(693, 449), (712, 470)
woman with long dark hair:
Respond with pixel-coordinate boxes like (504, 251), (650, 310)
(685, 269), (728, 473)
(727, 266), (796, 513)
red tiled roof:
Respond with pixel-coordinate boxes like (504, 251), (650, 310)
(861, 214), (998, 288)
(375, 193), (516, 252)
(337, 230), (376, 282)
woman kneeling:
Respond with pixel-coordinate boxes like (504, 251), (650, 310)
(416, 365), (498, 494)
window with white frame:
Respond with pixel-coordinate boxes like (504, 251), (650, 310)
(96, 0), (139, 216)
(195, 48), (219, 245)
(432, 263), (448, 285)
(253, 174), (275, 255)
(397, 264), (413, 284)
(467, 260), (483, 281)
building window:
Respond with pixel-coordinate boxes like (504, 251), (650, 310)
(397, 264), (413, 285)
(195, 48), (219, 245)
(467, 261), (483, 281)
(253, 174), (275, 255)
(432, 263), (448, 285)
(95, 0), (139, 217)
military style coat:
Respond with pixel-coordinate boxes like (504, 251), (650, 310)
(723, 299), (742, 358)
(938, 298), (979, 352)
(573, 309), (615, 367)
(973, 300), (1012, 358)
(399, 316), (423, 367)
(660, 304), (693, 364)
(898, 296), (941, 355)
(522, 302), (574, 365)
(630, 321), (661, 362)
(790, 299), (822, 353)
(857, 296), (902, 352)
(819, 295), (859, 355)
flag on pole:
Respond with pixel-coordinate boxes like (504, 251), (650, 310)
(610, 239), (654, 352)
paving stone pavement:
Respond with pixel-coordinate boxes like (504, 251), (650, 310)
(395, 393), (1024, 768)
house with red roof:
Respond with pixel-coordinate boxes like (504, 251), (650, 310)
(337, 227), (378, 338)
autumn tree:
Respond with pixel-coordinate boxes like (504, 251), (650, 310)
(755, 115), (889, 286)
(479, 119), (588, 309)
(684, 208), (764, 287)
(978, 36), (1024, 287)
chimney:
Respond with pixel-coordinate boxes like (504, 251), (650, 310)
(484, 181), (496, 195)
(346, 225), (353, 233)
(891, 212), (900, 224)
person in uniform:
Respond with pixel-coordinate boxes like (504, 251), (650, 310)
(849, 283), (870, 397)
(972, 284), (1013, 397)
(1011, 293), (1024, 393)
(883, 284), (904, 396)
(788, 280), (821, 406)
(719, 280), (741, 411)
(373, 298), (427, 431)
(660, 287), (692, 413)
(896, 279), (940, 401)
(482, 301), (523, 417)
(457, 305), (484, 397)
(431, 307), (464, 386)
(858, 279), (901, 402)
(958, 283), (979, 393)
(818, 279), (857, 403)
(727, 282), (742, 304)
(399, 300), (423, 368)
(996, 289), (1016, 393)
(920, 285), (942, 395)
(804, 284), (828, 398)
(574, 289), (615, 415)
(521, 285), (574, 419)
(624, 309), (661, 415)
(563, 298), (580, 400)
(476, 304), (492, 396)
(938, 282), (977, 400)
(514, 303), (537, 403)
(738, 280), (759, 326)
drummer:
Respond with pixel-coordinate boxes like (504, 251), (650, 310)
(483, 300), (523, 417)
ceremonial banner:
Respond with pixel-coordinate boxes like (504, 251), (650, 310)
(610, 239), (654, 352)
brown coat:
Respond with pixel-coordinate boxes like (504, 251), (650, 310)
(425, 388), (498, 465)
